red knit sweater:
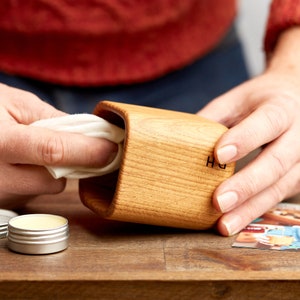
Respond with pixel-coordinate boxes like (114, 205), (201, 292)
(0, 0), (236, 86)
(264, 0), (300, 54)
(0, 0), (298, 87)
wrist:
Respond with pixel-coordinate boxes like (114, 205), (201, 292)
(266, 26), (300, 77)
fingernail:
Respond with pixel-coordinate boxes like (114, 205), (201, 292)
(217, 191), (238, 213)
(222, 214), (243, 236)
(217, 145), (237, 164)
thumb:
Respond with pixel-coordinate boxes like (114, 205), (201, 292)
(1, 124), (118, 168)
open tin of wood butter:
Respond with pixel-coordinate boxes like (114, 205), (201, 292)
(7, 214), (69, 255)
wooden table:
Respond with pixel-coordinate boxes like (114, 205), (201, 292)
(1, 180), (300, 300)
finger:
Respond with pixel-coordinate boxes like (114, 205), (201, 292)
(215, 101), (293, 164)
(217, 161), (300, 236)
(0, 163), (66, 195)
(0, 83), (66, 123)
(197, 84), (250, 126)
(0, 124), (118, 167)
(214, 129), (300, 213)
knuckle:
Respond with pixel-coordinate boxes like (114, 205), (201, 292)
(38, 136), (65, 166)
(241, 183), (256, 201)
(243, 153), (286, 197)
(235, 171), (259, 199)
(268, 183), (285, 203)
(263, 103), (289, 135)
(268, 149), (287, 180)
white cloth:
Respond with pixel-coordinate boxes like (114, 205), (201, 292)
(31, 114), (125, 179)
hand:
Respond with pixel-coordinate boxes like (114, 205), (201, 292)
(197, 27), (300, 236)
(0, 83), (117, 206)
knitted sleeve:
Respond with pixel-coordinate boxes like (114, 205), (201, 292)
(264, 0), (300, 54)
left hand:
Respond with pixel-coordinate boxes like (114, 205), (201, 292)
(197, 27), (300, 236)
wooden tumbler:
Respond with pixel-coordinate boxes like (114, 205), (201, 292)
(79, 101), (235, 230)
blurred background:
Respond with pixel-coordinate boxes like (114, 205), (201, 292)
(236, 0), (272, 77)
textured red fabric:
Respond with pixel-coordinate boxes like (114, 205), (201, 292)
(264, 0), (300, 53)
(0, 0), (236, 86)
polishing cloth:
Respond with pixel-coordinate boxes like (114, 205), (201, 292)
(31, 114), (124, 179)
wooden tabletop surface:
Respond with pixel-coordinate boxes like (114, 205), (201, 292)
(1, 180), (300, 300)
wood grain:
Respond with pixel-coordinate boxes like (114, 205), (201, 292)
(80, 101), (235, 230)
(1, 281), (300, 300)
(1, 180), (300, 299)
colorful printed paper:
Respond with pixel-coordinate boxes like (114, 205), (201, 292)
(232, 202), (300, 251)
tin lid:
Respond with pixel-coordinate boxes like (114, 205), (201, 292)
(7, 214), (69, 255)
(0, 209), (18, 239)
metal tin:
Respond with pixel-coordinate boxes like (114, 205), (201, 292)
(0, 226), (8, 239)
(7, 214), (69, 255)
(0, 209), (18, 239)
